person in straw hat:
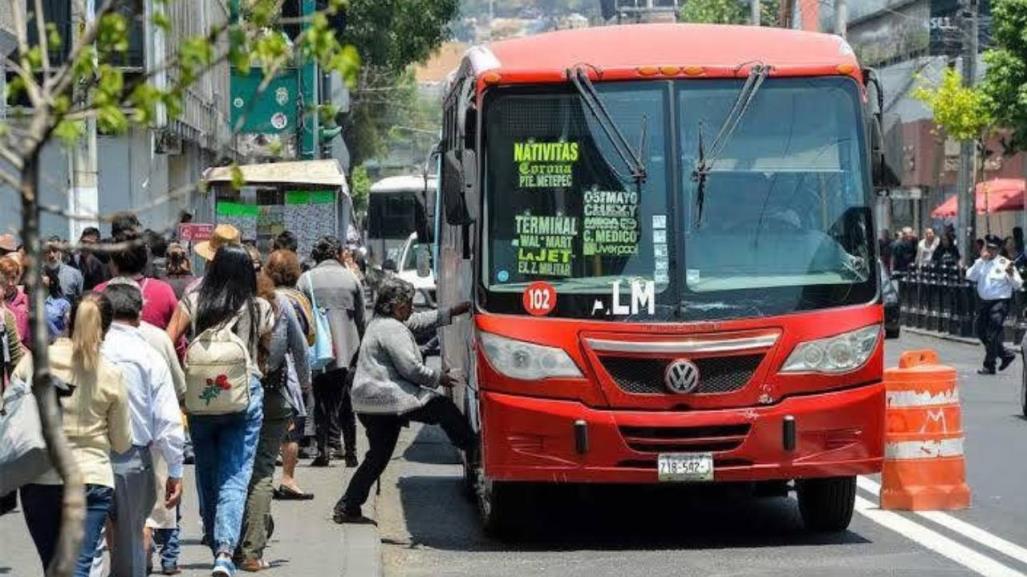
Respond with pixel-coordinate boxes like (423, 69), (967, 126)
(194, 224), (243, 263)
(180, 224), (243, 297)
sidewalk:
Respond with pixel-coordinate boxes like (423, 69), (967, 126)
(0, 449), (382, 577)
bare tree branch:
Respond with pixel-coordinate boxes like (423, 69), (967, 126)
(0, 138), (26, 171)
(9, 1), (45, 109)
(39, 179), (201, 225)
(33, 0), (51, 77)
(46, 0), (118, 100)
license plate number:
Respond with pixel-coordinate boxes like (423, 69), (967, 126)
(658, 453), (714, 482)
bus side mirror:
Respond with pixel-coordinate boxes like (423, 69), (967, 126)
(442, 149), (478, 226)
(872, 114), (902, 190)
(443, 150), (470, 225)
(461, 149), (479, 221)
(864, 68), (902, 191)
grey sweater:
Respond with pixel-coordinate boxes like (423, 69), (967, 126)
(350, 309), (451, 415)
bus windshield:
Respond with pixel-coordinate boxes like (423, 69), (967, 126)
(481, 77), (876, 321)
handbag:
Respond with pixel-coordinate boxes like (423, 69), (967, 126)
(0, 377), (52, 496)
(305, 275), (335, 371)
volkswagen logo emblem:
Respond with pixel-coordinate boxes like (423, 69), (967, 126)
(664, 359), (701, 394)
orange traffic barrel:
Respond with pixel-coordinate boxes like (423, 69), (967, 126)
(880, 349), (971, 510)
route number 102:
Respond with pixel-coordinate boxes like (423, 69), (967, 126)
(523, 281), (557, 316)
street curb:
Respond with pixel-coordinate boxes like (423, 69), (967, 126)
(341, 489), (382, 577)
(904, 327), (1019, 349)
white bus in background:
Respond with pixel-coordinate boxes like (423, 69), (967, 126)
(365, 174), (437, 268)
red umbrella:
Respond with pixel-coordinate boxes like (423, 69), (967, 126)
(931, 178), (1026, 218)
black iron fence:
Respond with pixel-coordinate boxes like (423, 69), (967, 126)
(892, 263), (1027, 345)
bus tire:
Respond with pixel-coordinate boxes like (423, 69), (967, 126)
(462, 454), (476, 500)
(797, 476), (856, 532)
(476, 479), (522, 538)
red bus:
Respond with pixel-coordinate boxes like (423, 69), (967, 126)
(433, 23), (899, 535)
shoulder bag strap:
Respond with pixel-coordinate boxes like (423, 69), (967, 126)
(306, 274), (319, 312)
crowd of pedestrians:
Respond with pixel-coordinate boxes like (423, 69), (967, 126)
(0, 213), (474, 577)
(880, 224), (1027, 273)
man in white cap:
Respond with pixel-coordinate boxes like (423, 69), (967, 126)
(966, 234), (1023, 375)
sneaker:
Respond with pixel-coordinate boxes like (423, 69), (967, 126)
(161, 565), (182, 576)
(310, 455), (331, 467)
(212, 557), (236, 577)
(977, 367), (996, 375)
(344, 453), (359, 468)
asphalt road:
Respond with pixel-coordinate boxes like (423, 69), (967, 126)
(379, 332), (1027, 577)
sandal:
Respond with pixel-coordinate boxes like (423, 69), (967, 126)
(239, 558), (271, 572)
(273, 485), (315, 500)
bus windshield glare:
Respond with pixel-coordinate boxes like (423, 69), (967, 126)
(481, 77), (876, 321)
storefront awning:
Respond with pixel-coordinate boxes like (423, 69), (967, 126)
(930, 178), (1026, 218)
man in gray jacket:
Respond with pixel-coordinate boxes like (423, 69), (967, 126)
(299, 236), (366, 467)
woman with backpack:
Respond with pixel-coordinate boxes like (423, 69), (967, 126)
(166, 245), (274, 577)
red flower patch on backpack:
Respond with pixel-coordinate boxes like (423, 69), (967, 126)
(199, 374), (231, 405)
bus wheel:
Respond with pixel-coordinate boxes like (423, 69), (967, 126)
(462, 453), (476, 500)
(476, 477), (521, 538)
(797, 476), (856, 532)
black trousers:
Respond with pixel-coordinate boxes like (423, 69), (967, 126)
(975, 298), (1013, 370)
(337, 396), (474, 513)
(313, 368), (356, 457)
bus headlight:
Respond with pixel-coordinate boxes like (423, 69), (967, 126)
(478, 331), (583, 380)
(780, 325), (880, 374)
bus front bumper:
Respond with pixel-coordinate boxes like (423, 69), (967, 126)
(480, 382), (884, 484)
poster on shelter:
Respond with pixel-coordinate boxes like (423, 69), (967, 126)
(284, 190), (337, 258)
(215, 202), (258, 241)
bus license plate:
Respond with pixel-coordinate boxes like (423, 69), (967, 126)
(658, 453), (714, 482)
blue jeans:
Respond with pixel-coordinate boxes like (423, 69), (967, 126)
(152, 506), (181, 569)
(20, 483), (113, 577)
(188, 379), (263, 557)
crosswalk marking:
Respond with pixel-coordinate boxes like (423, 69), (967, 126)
(854, 494), (1025, 577)
(858, 476), (1027, 567)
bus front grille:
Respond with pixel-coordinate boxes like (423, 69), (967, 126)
(600, 354), (764, 396)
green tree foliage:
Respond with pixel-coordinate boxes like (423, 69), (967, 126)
(342, 0), (458, 168)
(981, 0), (1027, 153)
(679, 0), (780, 26)
(350, 163), (372, 214)
(913, 68), (993, 142)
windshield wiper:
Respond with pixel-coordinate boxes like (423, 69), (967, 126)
(568, 66), (647, 184)
(692, 63), (771, 226)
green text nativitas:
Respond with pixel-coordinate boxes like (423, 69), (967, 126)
(514, 141), (580, 163)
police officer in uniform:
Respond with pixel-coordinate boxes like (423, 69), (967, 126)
(966, 235), (1023, 375)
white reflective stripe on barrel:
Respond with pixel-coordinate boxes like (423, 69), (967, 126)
(886, 388), (959, 408)
(885, 437), (964, 460)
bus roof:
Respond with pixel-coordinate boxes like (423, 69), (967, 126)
(463, 23), (860, 84)
(370, 175), (438, 194)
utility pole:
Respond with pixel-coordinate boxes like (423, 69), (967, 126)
(834, 0), (847, 37)
(68, 0), (99, 240)
(751, 0), (761, 26)
(955, 0), (978, 264)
